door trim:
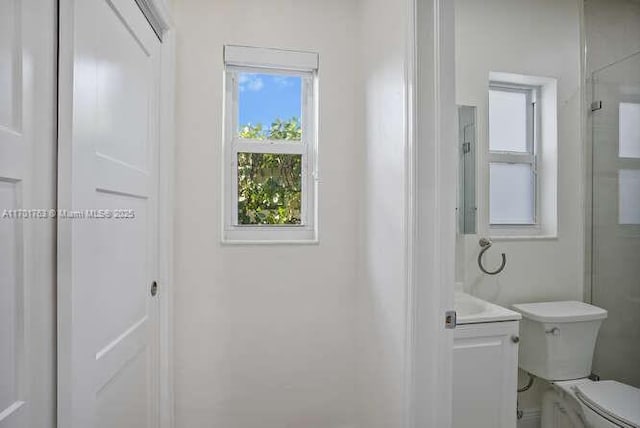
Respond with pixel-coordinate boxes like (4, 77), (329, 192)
(55, 1), (75, 423)
(404, 0), (456, 427)
(134, 2), (175, 427)
(157, 23), (176, 428)
(134, 0), (171, 40)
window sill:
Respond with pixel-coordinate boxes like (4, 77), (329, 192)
(222, 226), (318, 245)
(489, 223), (557, 241)
(221, 238), (319, 246)
(489, 234), (558, 242)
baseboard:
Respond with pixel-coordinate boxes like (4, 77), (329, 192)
(518, 408), (541, 428)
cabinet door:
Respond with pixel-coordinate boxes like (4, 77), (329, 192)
(452, 322), (519, 428)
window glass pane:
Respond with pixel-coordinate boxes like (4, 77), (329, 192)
(237, 72), (302, 141)
(619, 169), (640, 224)
(237, 153), (302, 225)
(489, 89), (528, 152)
(490, 163), (535, 224)
(619, 102), (640, 158)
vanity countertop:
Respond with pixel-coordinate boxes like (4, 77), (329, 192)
(455, 291), (522, 325)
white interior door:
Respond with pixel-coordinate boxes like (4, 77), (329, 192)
(0, 0), (57, 427)
(57, 0), (161, 427)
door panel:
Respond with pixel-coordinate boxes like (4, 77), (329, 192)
(96, 350), (150, 428)
(58, 0), (161, 426)
(0, 181), (23, 426)
(94, 1), (152, 170)
(0, 9), (24, 417)
(0, 0), (57, 427)
(0, 0), (20, 133)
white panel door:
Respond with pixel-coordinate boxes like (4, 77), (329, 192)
(0, 0), (57, 427)
(57, 0), (161, 427)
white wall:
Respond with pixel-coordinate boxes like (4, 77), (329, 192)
(455, 0), (583, 307)
(358, 0), (410, 426)
(585, 0), (640, 74)
(454, 0), (583, 413)
(173, 1), (363, 426)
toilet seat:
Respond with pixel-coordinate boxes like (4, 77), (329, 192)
(574, 381), (640, 428)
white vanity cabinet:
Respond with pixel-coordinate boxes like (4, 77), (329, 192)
(452, 320), (520, 428)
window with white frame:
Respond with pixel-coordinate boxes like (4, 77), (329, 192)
(488, 83), (539, 226)
(223, 46), (318, 242)
(618, 102), (640, 225)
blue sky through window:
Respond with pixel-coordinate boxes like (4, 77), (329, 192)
(238, 73), (302, 129)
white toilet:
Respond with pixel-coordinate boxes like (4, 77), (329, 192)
(513, 301), (640, 428)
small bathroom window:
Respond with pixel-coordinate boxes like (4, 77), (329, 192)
(618, 103), (640, 225)
(487, 72), (558, 238)
(488, 84), (538, 226)
(222, 46), (319, 243)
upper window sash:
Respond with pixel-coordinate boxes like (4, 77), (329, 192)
(489, 83), (538, 155)
(488, 83), (540, 228)
(226, 66), (314, 145)
(488, 82), (540, 176)
(233, 140), (306, 155)
(226, 66), (315, 162)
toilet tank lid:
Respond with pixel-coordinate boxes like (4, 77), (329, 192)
(512, 301), (607, 323)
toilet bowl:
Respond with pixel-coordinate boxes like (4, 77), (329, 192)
(545, 379), (640, 428)
(512, 301), (640, 428)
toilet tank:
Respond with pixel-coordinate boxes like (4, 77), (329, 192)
(512, 301), (607, 381)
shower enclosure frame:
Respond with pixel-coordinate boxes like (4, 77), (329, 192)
(583, 1), (640, 386)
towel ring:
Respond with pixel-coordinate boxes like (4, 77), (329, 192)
(477, 238), (506, 275)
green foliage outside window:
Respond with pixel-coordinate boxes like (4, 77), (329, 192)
(237, 118), (303, 225)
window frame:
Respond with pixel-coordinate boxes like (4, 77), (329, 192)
(222, 47), (319, 243)
(617, 99), (640, 228)
(488, 82), (541, 229)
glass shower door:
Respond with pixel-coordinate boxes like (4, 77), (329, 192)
(591, 52), (640, 387)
